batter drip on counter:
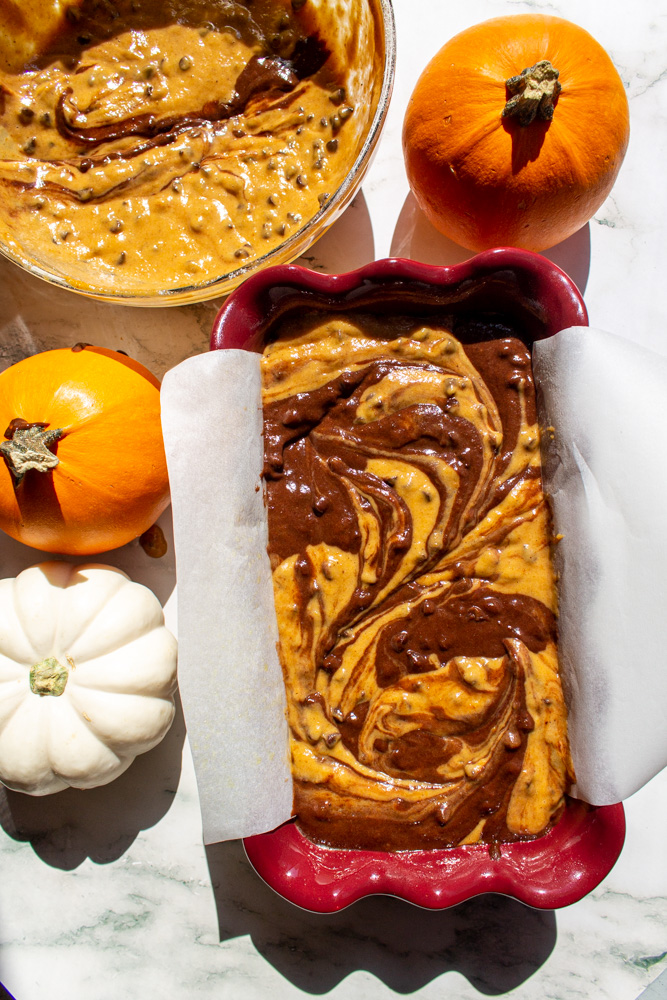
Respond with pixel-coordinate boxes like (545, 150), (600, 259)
(262, 311), (573, 851)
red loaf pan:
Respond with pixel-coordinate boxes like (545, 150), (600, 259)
(210, 249), (625, 913)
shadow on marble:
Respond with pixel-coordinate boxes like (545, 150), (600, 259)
(541, 225), (592, 298)
(0, 505), (176, 608)
(390, 193), (473, 267)
(91, 505), (177, 609)
(0, 693), (186, 870)
(389, 192), (592, 297)
(206, 839), (557, 995)
(294, 191), (374, 274)
(0, 255), (217, 379)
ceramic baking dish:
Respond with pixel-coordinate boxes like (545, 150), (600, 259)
(210, 249), (625, 912)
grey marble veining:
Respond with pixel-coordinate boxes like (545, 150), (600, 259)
(2, 1), (667, 998)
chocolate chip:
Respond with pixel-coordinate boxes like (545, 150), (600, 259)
(295, 555), (310, 576)
(516, 711), (535, 732)
(322, 654), (340, 673)
(390, 631), (408, 652)
(406, 649), (430, 672)
(355, 590), (372, 608)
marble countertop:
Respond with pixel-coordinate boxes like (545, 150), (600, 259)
(1, 1), (667, 998)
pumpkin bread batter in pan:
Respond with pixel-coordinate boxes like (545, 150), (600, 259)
(262, 310), (573, 851)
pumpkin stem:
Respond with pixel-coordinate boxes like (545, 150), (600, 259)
(30, 656), (69, 697)
(0, 424), (63, 485)
(503, 60), (561, 126)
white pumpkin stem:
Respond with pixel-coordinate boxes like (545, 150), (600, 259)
(0, 423), (63, 485)
(30, 656), (69, 697)
(503, 60), (562, 126)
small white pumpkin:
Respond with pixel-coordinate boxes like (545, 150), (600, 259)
(0, 561), (178, 795)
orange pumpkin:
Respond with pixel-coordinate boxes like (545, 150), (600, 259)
(0, 345), (170, 554)
(402, 14), (630, 252)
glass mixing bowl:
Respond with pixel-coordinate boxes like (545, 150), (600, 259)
(0, 0), (395, 306)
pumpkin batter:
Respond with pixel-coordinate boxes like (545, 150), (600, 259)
(0, 0), (361, 293)
(262, 311), (573, 851)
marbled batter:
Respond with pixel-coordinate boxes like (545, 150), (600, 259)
(262, 311), (573, 851)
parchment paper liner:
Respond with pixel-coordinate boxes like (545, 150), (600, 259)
(161, 326), (667, 843)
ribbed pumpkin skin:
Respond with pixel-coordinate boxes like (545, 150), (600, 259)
(402, 15), (630, 252)
(0, 347), (169, 554)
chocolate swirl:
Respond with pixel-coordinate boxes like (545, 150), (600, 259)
(262, 312), (572, 851)
(55, 41), (327, 158)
